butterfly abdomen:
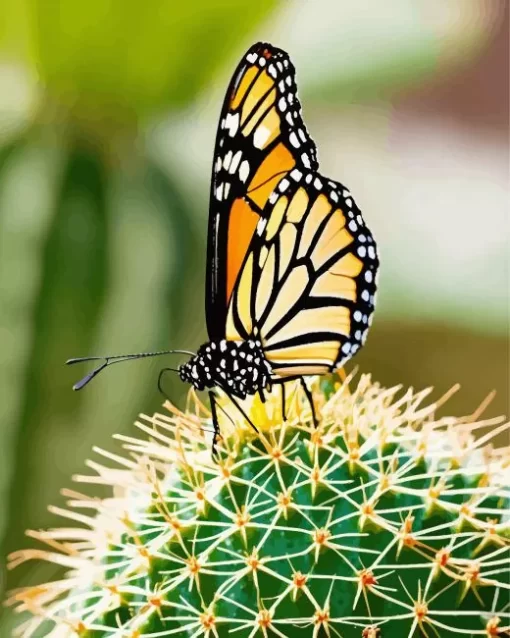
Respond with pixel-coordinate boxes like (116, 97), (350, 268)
(179, 339), (272, 399)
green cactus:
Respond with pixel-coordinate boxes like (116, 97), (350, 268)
(7, 374), (510, 637)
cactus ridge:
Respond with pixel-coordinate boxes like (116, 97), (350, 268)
(7, 375), (510, 637)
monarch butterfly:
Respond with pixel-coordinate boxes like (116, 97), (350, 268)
(68, 42), (379, 448)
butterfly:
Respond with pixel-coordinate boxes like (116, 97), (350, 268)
(68, 42), (379, 448)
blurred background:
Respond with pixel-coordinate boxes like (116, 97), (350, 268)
(0, 0), (508, 631)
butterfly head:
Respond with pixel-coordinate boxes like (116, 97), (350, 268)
(179, 339), (273, 399)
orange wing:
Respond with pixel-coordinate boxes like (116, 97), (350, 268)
(205, 42), (318, 341)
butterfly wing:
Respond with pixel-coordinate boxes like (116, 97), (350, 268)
(206, 42), (318, 341)
(225, 175), (378, 377)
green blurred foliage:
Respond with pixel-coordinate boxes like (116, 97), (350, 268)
(0, 1), (33, 60)
(0, 131), (205, 582)
(1, 0), (277, 118)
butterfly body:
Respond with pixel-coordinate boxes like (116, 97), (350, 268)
(179, 338), (272, 399)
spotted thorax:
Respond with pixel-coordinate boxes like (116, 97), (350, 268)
(179, 339), (273, 399)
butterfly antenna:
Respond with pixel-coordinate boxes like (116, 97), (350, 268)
(157, 366), (180, 397)
(66, 349), (194, 391)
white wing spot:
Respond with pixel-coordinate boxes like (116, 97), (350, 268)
(278, 97), (287, 112)
(314, 177), (323, 190)
(301, 153), (311, 168)
(289, 132), (300, 148)
(225, 112), (239, 137)
(290, 168), (303, 181)
(253, 125), (271, 149)
(229, 150), (242, 174)
(247, 52), (257, 63)
(223, 150), (233, 171)
(279, 178), (290, 192)
(239, 160), (250, 182)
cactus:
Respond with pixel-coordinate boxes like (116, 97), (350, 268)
(7, 374), (510, 637)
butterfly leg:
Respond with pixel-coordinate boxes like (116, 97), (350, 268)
(209, 390), (221, 459)
(227, 393), (260, 435)
(300, 378), (318, 428)
(281, 383), (287, 422)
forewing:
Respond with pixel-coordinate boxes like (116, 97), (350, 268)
(206, 42), (318, 340)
